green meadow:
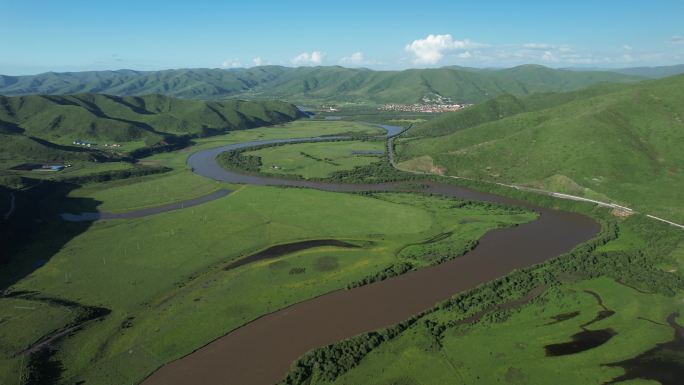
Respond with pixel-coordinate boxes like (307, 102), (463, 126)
(244, 140), (385, 179)
(3, 71), (684, 385)
(277, 193), (684, 385)
(0, 140), (533, 385)
(322, 276), (683, 385)
(58, 120), (383, 213)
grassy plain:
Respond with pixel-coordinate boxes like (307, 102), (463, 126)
(280, 201), (684, 385)
(61, 120), (383, 213)
(324, 276), (683, 385)
(244, 140), (384, 179)
(0, 117), (533, 385)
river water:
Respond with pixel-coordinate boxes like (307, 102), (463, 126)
(138, 124), (599, 385)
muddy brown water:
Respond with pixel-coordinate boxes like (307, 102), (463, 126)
(139, 127), (600, 385)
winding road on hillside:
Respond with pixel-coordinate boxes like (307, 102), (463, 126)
(139, 124), (599, 385)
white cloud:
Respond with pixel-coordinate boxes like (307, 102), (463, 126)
(522, 43), (556, 50)
(291, 51), (325, 66)
(623, 44), (633, 50)
(404, 34), (475, 65)
(458, 51), (472, 59)
(672, 36), (684, 44)
(253, 57), (263, 66)
(340, 51), (365, 65)
(541, 51), (559, 62)
(221, 58), (242, 68)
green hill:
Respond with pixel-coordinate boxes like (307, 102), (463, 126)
(409, 82), (629, 138)
(0, 134), (99, 163)
(0, 94), (304, 168)
(0, 94), (304, 145)
(609, 64), (684, 78)
(0, 65), (643, 104)
(396, 74), (684, 221)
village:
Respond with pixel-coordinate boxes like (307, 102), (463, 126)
(378, 102), (472, 113)
(72, 139), (121, 148)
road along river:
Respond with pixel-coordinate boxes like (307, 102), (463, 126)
(140, 124), (600, 385)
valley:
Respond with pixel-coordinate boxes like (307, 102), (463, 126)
(1, 27), (684, 384)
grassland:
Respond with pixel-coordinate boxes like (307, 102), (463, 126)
(280, 186), (684, 385)
(0, 117), (536, 385)
(60, 120), (383, 213)
(243, 140), (385, 179)
(396, 74), (684, 223)
(322, 276), (683, 385)
(0, 186), (532, 385)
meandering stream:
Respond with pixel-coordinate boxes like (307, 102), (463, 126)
(140, 124), (600, 385)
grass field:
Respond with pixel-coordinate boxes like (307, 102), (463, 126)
(1, 177), (533, 385)
(280, 205), (684, 385)
(57, 120), (383, 213)
(323, 276), (683, 385)
(5, 107), (683, 385)
(244, 140), (385, 179)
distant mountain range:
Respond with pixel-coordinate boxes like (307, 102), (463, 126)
(566, 64), (684, 79)
(0, 65), (650, 104)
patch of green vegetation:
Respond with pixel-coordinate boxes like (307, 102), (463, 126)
(323, 277), (682, 385)
(280, 202), (684, 385)
(56, 120), (383, 213)
(0, 186), (531, 385)
(66, 171), (220, 213)
(397, 74), (684, 222)
(0, 297), (78, 380)
(243, 140), (385, 179)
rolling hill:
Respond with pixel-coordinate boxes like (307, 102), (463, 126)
(0, 94), (304, 165)
(396, 74), (684, 222)
(606, 64), (684, 79)
(0, 65), (643, 104)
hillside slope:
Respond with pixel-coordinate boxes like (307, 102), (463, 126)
(409, 82), (629, 138)
(0, 65), (642, 104)
(0, 94), (304, 145)
(397, 74), (684, 221)
(0, 94), (304, 168)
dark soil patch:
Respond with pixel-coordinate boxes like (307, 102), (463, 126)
(545, 311), (581, 325)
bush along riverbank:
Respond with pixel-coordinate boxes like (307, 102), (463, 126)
(280, 206), (684, 384)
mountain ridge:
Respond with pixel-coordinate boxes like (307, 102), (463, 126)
(0, 65), (644, 104)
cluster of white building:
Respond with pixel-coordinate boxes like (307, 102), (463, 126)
(73, 139), (95, 147)
(378, 103), (472, 113)
(72, 139), (121, 148)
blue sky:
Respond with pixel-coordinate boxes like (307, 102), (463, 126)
(2, 0), (684, 75)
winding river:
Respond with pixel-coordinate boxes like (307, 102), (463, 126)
(139, 124), (600, 385)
